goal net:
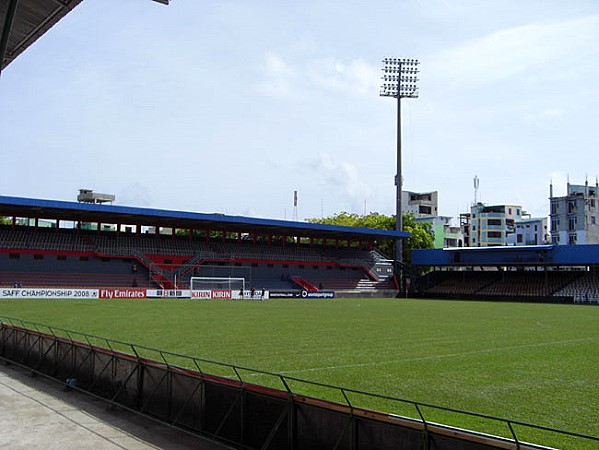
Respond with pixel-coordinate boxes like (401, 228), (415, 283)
(190, 277), (245, 299)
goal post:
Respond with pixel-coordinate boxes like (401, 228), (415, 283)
(190, 277), (245, 299)
(191, 277), (245, 291)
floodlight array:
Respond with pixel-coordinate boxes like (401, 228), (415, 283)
(380, 58), (420, 98)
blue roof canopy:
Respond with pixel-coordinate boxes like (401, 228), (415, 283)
(412, 245), (599, 266)
(0, 195), (409, 241)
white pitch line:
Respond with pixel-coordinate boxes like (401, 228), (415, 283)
(279, 337), (597, 375)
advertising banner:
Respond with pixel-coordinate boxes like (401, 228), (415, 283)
(211, 289), (232, 299)
(0, 288), (99, 299)
(147, 289), (189, 298)
(301, 290), (335, 299)
(268, 291), (302, 298)
(190, 289), (236, 300)
(99, 289), (147, 299)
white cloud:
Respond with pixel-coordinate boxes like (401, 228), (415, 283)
(523, 107), (564, 123)
(264, 52), (295, 77)
(306, 153), (374, 211)
(118, 183), (153, 207)
(429, 15), (599, 88)
(255, 52), (300, 99)
(255, 52), (379, 99)
(306, 58), (379, 95)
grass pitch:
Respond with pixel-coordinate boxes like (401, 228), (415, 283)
(1, 298), (597, 447)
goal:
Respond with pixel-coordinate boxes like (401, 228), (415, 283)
(190, 277), (245, 293)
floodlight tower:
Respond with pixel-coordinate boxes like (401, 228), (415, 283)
(380, 58), (419, 291)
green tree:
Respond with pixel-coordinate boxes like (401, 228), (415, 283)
(401, 213), (434, 265)
(307, 211), (433, 263)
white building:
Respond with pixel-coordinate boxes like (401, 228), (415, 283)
(402, 191), (438, 218)
(550, 180), (599, 245)
(507, 217), (549, 246)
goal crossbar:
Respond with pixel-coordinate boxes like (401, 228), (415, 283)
(190, 277), (245, 291)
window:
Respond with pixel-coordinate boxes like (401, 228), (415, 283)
(568, 201), (576, 213)
(57, 255), (66, 261)
(569, 234), (577, 245)
(9, 253), (20, 259)
(569, 217), (577, 231)
(34, 254), (43, 260)
(488, 219), (502, 226)
(551, 218), (560, 230)
(488, 231), (502, 239)
(591, 216), (596, 225)
(517, 234), (523, 243)
(79, 256), (88, 261)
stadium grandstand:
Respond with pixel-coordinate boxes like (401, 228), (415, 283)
(0, 195), (407, 296)
(411, 245), (599, 304)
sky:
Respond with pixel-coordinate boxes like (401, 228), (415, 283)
(1, 0), (598, 223)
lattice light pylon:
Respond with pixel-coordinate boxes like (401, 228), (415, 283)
(380, 58), (419, 98)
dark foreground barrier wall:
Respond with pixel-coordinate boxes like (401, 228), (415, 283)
(1, 319), (596, 450)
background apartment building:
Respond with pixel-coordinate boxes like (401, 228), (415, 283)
(507, 217), (549, 246)
(464, 203), (523, 247)
(402, 191), (438, 218)
(550, 180), (599, 245)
